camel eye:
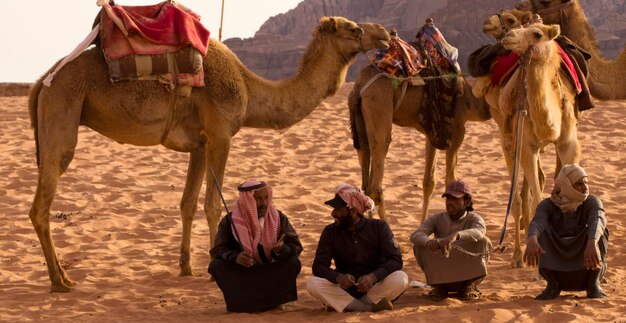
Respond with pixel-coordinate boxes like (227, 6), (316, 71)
(507, 18), (515, 24)
(533, 31), (543, 39)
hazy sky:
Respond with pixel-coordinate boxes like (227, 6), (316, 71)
(0, 0), (302, 82)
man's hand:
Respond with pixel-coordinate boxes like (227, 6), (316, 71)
(235, 252), (256, 268)
(356, 273), (378, 293)
(426, 239), (440, 251)
(272, 233), (286, 255)
(523, 235), (545, 267)
(439, 232), (459, 255)
(336, 273), (356, 290)
(584, 239), (602, 270)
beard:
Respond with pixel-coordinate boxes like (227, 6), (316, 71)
(337, 215), (354, 229)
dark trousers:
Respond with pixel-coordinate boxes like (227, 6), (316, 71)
(209, 256), (301, 312)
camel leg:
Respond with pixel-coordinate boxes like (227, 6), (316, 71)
(360, 90), (393, 222)
(29, 97), (81, 292)
(356, 146), (374, 218)
(203, 137), (231, 249)
(178, 147), (206, 276)
(363, 122), (392, 222)
(520, 158), (545, 231)
(421, 141), (437, 222)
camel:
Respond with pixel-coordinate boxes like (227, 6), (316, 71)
(28, 16), (390, 292)
(348, 67), (491, 222)
(524, 0), (626, 100)
(494, 22), (581, 266)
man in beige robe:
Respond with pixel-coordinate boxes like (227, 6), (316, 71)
(411, 180), (491, 301)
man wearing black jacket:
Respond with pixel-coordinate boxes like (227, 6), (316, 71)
(306, 183), (408, 312)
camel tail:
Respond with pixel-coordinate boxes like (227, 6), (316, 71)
(28, 78), (44, 167)
(348, 86), (363, 150)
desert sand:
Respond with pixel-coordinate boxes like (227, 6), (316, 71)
(1, 83), (625, 322)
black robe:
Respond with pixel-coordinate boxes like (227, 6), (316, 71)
(208, 211), (303, 312)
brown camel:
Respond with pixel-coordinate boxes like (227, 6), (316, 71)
(496, 22), (581, 267)
(28, 16), (390, 292)
(348, 67), (491, 222)
(524, 0), (626, 100)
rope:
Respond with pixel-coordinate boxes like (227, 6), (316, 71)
(497, 46), (534, 247)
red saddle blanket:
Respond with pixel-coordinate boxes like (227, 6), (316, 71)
(100, 1), (210, 60)
(491, 41), (581, 94)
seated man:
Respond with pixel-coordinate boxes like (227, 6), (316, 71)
(306, 183), (408, 312)
(208, 180), (303, 312)
(411, 180), (491, 301)
(524, 164), (609, 300)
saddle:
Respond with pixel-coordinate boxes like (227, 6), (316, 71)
(96, 0), (211, 93)
(368, 33), (461, 150)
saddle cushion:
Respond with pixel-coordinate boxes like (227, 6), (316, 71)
(100, 1), (210, 60)
(106, 45), (204, 87)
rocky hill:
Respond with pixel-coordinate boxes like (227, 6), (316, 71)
(224, 0), (626, 81)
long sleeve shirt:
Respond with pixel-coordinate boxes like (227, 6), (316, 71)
(210, 211), (303, 264)
(312, 217), (402, 284)
(410, 211), (486, 247)
(528, 195), (606, 241)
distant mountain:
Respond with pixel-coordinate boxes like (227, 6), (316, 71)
(224, 0), (626, 81)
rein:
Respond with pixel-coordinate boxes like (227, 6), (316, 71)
(497, 45), (535, 247)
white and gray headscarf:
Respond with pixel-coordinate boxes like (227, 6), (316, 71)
(550, 164), (589, 212)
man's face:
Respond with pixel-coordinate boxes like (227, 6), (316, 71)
(572, 177), (589, 195)
(332, 206), (354, 228)
(253, 188), (269, 217)
(445, 195), (467, 218)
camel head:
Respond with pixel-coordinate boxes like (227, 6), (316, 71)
(482, 8), (533, 39)
(502, 23), (561, 57)
(520, 0), (575, 25)
(315, 16), (390, 54)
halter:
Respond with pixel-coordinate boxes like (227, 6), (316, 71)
(496, 9), (509, 41)
(332, 23), (366, 54)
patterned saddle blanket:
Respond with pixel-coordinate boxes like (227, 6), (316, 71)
(97, 0), (211, 90)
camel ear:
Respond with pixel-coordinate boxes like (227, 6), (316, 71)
(547, 24), (561, 39)
(318, 16), (338, 34)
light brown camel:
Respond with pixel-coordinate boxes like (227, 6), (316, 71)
(475, 9), (567, 267)
(524, 0), (626, 100)
(28, 16), (390, 292)
(348, 67), (491, 222)
(496, 22), (581, 266)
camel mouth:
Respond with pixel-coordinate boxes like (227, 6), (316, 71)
(377, 39), (390, 49)
(482, 25), (498, 34)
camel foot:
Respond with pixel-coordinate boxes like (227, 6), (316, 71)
(510, 259), (524, 269)
(179, 266), (196, 277)
(50, 281), (74, 293)
(62, 276), (77, 287)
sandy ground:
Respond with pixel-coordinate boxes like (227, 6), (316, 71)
(1, 83), (625, 322)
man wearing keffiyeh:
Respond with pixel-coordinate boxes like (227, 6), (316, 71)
(208, 180), (302, 312)
(524, 164), (610, 300)
(306, 183), (408, 312)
